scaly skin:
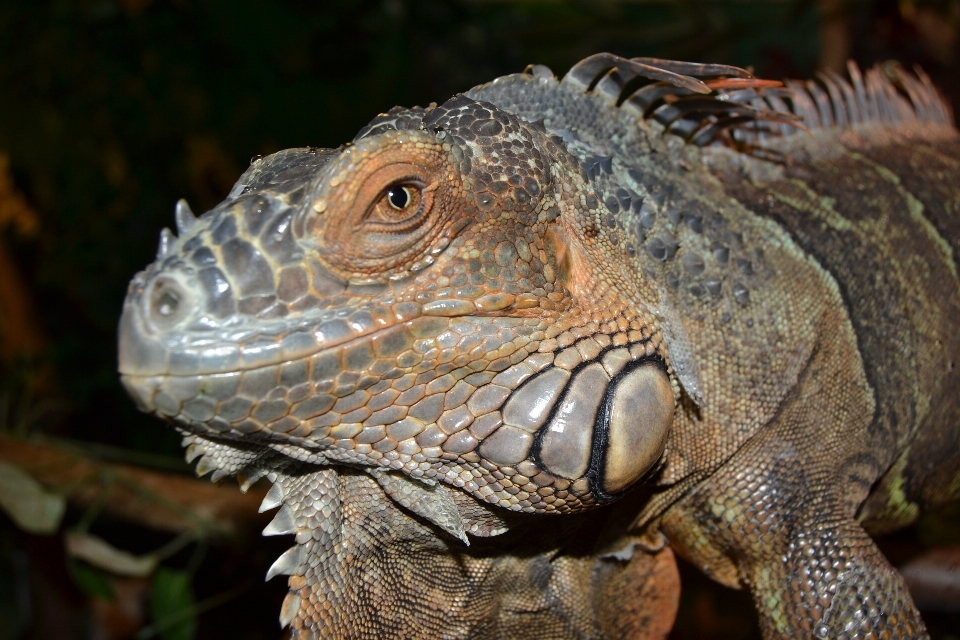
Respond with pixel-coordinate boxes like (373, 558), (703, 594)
(118, 55), (960, 638)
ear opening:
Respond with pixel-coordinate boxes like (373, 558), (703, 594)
(545, 224), (595, 302)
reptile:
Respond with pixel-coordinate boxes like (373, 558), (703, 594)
(117, 54), (960, 639)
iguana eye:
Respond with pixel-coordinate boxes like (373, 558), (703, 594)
(367, 182), (427, 229)
(311, 145), (449, 274)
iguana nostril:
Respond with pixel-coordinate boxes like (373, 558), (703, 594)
(148, 277), (190, 327)
(157, 291), (179, 316)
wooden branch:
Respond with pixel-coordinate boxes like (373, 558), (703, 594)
(0, 435), (269, 538)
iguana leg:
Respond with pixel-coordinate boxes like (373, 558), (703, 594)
(260, 463), (680, 639)
(661, 405), (928, 639)
(659, 310), (929, 639)
(663, 477), (927, 639)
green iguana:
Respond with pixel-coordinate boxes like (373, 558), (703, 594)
(118, 54), (960, 639)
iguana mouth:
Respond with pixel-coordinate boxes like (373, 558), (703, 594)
(118, 274), (434, 379)
(117, 300), (534, 443)
(121, 315), (673, 508)
(119, 286), (529, 380)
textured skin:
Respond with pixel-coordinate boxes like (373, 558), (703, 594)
(268, 458), (677, 638)
(119, 56), (960, 638)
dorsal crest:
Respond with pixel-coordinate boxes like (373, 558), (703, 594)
(469, 53), (953, 156)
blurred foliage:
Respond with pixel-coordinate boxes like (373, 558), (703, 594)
(148, 568), (196, 640)
(69, 557), (117, 602)
(0, 462), (66, 535)
(0, 154), (39, 239)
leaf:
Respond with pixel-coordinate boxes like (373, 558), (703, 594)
(65, 532), (159, 577)
(68, 559), (115, 601)
(150, 567), (197, 640)
(0, 461), (66, 534)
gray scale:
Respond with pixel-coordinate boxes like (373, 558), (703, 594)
(476, 342), (675, 497)
(601, 363), (674, 494)
(537, 362), (609, 480)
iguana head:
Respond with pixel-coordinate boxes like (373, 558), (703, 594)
(118, 94), (678, 515)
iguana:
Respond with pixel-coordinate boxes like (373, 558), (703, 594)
(117, 54), (960, 639)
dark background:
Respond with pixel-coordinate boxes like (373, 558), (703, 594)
(0, 1), (958, 639)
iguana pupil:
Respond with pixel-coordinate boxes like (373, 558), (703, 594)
(387, 185), (410, 209)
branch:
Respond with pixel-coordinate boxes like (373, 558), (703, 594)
(0, 435), (268, 538)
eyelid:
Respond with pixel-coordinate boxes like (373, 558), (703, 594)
(361, 182), (434, 234)
(315, 151), (447, 275)
(375, 180), (437, 217)
(368, 182), (423, 220)
(386, 178), (426, 192)
(346, 163), (427, 219)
